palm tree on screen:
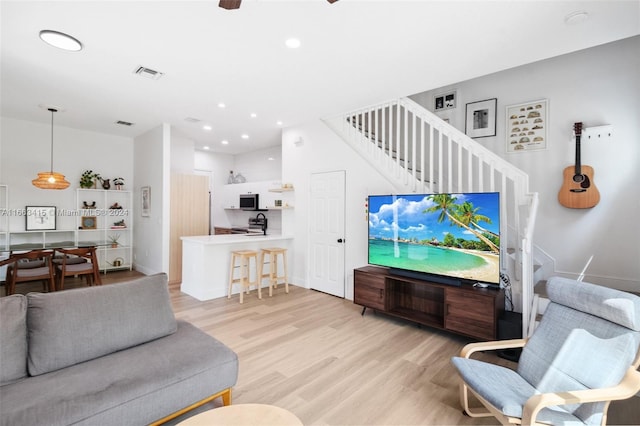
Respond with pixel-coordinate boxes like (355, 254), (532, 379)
(456, 201), (499, 238)
(424, 195), (499, 254)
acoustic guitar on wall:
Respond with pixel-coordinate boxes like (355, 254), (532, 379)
(558, 122), (600, 209)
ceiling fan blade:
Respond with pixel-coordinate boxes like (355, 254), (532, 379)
(219, 0), (241, 10)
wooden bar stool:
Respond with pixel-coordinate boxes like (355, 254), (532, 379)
(228, 250), (261, 303)
(258, 247), (289, 297)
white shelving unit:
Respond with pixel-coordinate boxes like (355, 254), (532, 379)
(0, 184), (7, 281)
(76, 189), (133, 272)
(0, 184), (7, 251)
(0, 186), (133, 276)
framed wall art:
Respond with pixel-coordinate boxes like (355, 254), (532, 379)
(141, 186), (151, 217)
(433, 90), (457, 112)
(25, 206), (57, 231)
(506, 99), (548, 153)
(465, 98), (497, 138)
(81, 216), (97, 230)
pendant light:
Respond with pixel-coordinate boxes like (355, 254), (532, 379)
(32, 108), (70, 190)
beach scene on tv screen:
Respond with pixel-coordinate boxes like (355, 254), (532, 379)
(368, 193), (500, 284)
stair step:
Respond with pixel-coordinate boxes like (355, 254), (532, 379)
(533, 280), (550, 315)
(506, 247), (542, 272)
(534, 280), (548, 297)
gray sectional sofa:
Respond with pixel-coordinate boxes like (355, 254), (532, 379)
(0, 273), (238, 426)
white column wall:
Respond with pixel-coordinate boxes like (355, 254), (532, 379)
(282, 120), (395, 299)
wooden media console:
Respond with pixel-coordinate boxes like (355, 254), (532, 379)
(354, 266), (505, 340)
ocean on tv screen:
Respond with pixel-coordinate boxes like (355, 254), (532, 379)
(368, 192), (500, 284)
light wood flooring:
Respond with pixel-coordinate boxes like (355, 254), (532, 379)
(5, 271), (639, 425)
(169, 280), (505, 426)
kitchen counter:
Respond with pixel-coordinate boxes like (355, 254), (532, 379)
(182, 234), (287, 245)
(180, 234), (293, 301)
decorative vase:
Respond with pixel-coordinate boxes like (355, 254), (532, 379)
(101, 179), (111, 190)
(227, 171), (234, 184)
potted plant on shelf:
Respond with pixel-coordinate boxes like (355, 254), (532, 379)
(80, 170), (100, 189)
(113, 177), (125, 190)
(108, 234), (120, 248)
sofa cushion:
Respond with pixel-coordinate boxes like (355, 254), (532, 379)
(0, 321), (238, 426)
(27, 273), (177, 376)
(0, 294), (28, 386)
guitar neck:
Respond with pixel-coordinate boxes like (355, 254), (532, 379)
(573, 122), (583, 176)
(574, 134), (582, 176)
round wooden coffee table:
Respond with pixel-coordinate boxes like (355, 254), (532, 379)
(178, 403), (303, 425)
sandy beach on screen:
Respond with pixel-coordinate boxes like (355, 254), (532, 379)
(447, 247), (500, 283)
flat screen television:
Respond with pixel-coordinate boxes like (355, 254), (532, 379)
(368, 192), (500, 286)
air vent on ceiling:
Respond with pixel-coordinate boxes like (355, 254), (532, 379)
(184, 117), (202, 123)
(133, 66), (164, 80)
(116, 120), (134, 126)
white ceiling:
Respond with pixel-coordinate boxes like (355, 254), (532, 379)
(2, 1), (639, 155)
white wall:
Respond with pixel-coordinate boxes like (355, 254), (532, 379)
(409, 36), (639, 291)
(133, 124), (169, 275)
(195, 150), (233, 229)
(170, 131), (195, 173)
(233, 145), (282, 183)
(0, 116), (132, 231)
(283, 35), (639, 297)
(282, 120), (395, 297)
(195, 147), (281, 229)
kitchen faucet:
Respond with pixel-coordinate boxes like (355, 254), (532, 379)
(255, 213), (267, 235)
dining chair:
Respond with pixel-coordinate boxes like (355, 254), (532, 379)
(54, 247), (102, 291)
(3, 250), (56, 295)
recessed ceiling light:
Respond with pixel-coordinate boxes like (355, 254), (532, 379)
(221, 140), (229, 145)
(250, 113), (257, 118)
(564, 10), (589, 25)
(39, 30), (83, 51)
(203, 146), (210, 150)
(276, 121), (283, 126)
(268, 157), (275, 161)
(203, 125), (212, 131)
(285, 38), (301, 49)
(241, 134), (249, 139)
(218, 102), (226, 108)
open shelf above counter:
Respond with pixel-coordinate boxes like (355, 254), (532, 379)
(268, 187), (294, 193)
(264, 205), (294, 210)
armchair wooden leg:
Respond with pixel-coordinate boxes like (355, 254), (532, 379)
(459, 382), (493, 418)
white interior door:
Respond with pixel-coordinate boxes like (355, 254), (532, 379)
(309, 170), (345, 297)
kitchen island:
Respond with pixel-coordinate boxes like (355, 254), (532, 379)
(180, 234), (294, 301)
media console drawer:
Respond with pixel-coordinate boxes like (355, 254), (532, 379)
(353, 266), (504, 341)
(445, 289), (497, 340)
(354, 269), (387, 311)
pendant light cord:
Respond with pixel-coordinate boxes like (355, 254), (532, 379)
(49, 108), (56, 174)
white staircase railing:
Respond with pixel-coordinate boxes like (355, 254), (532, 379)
(324, 97), (538, 338)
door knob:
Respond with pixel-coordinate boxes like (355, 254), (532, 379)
(337, 238), (344, 243)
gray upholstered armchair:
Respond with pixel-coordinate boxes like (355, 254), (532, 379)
(452, 276), (640, 425)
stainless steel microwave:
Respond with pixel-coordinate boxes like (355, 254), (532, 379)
(239, 193), (259, 210)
